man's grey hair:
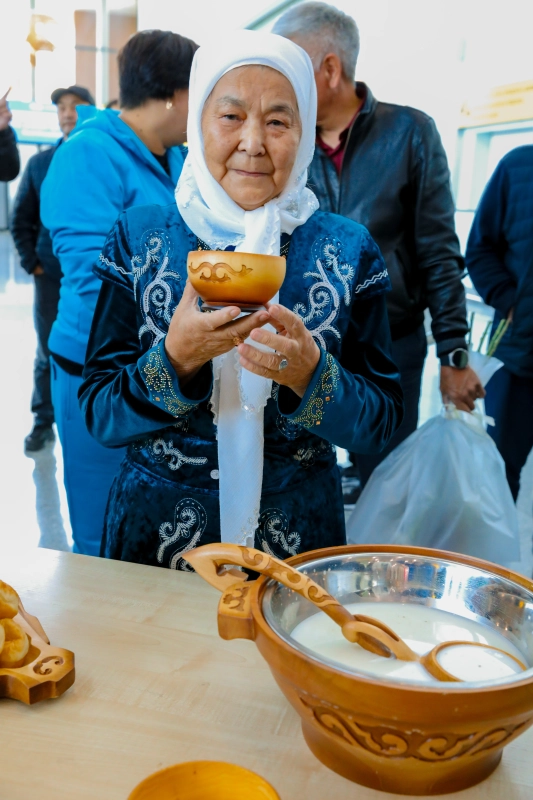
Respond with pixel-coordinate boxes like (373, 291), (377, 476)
(272, 2), (360, 80)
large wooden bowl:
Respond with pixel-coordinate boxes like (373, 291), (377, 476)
(195, 544), (533, 796)
(187, 250), (286, 308)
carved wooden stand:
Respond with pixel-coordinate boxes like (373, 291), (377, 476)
(0, 605), (75, 705)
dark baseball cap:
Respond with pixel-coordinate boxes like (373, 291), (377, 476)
(51, 85), (95, 106)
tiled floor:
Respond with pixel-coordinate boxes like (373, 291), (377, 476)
(1, 231), (531, 574)
(0, 233), (72, 555)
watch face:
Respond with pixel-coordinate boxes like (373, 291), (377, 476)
(452, 349), (469, 369)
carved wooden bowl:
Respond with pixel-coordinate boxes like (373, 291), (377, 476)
(210, 545), (533, 795)
(187, 250), (286, 309)
(128, 760), (280, 799)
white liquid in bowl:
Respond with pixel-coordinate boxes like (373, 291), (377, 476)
(290, 602), (525, 684)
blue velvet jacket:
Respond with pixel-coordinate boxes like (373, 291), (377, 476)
(80, 204), (403, 569)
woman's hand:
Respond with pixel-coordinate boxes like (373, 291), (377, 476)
(165, 281), (270, 385)
(237, 303), (320, 398)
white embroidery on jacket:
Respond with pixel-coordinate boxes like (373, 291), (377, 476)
(145, 438), (207, 471)
(99, 253), (130, 275)
(354, 268), (389, 295)
(259, 508), (301, 558)
(293, 236), (354, 349)
(157, 498), (207, 570)
(132, 230), (181, 347)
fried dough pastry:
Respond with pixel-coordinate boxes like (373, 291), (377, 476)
(0, 580), (19, 619)
(0, 619), (29, 668)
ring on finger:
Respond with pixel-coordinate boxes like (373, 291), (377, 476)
(278, 357), (289, 371)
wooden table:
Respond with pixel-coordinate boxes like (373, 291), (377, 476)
(1, 548), (532, 800)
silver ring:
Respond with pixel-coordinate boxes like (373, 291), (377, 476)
(278, 358), (288, 371)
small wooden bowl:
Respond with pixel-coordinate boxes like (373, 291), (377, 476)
(128, 761), (280, 799)
(187, 250), (286, 309)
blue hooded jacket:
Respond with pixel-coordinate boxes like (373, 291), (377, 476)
(41, 107), (186, 365)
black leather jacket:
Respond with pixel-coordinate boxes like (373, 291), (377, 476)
(0, 126), (20, 182)
(10, 139), (62, 279)
(308, 84), (468, 356)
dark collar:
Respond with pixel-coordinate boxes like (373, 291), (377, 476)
(355, 82), (377, 117)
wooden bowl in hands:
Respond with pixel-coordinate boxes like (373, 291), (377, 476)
(128, 761), (280, 799)
(187, 250), (286, 310)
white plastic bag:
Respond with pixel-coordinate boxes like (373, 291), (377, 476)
(468, 350), (503, 427)
(346, 407), (520, 568)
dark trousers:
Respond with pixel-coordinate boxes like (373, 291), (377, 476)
(484, 366), (533, 501)
(352, 323), (428, 485)
(32, 272), (60, 426)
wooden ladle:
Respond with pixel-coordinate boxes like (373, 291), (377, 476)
(185, 544), (527, 683)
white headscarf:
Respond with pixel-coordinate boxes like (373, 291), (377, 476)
(175, 31), (318, 546)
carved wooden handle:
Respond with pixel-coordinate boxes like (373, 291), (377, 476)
(185, 544), (405, 657)
(218, 581), (256, 642)
(185, 543), (354, 626)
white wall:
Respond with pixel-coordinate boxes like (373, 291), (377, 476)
(137, 0), (274, 44)
(137, 0), (533, 168)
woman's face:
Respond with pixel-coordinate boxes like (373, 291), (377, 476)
(202, 65), (302, 211)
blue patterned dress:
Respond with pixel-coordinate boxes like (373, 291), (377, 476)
(80, 203), (403, 569)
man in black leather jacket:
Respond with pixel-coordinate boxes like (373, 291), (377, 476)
(274, 2), (483, 485)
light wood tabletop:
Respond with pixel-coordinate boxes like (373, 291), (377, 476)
(1, 547), (532, 800)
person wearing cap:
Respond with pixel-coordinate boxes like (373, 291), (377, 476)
(11, 85), (94, 452)
(40, 30), (198, 557)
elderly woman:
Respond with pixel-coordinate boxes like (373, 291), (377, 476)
(80, 32), (403, 568)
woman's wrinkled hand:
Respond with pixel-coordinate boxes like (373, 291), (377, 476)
(165, 281), (270, 385)
(237, 303), (320, 398)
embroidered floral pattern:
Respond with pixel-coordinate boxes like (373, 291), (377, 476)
(142, 349), (196, 417)
(291, 353), (340, 429)
(258, 508), (301, 559)
(141, 438), (207, 471)
(157, 498), (207, 570)
(129, 230), (182, 348)
(293, 236), (355, 349)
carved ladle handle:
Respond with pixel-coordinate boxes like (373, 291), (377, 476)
(185, 544), (417, 660)
(185, 545), (528, 682)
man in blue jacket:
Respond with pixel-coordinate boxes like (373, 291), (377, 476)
(11, 85), (94, 452)
(466, 145), (533, 501)
(41, 30), (198, 556)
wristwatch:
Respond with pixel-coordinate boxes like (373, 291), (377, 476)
(440, 348), (469, 369)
